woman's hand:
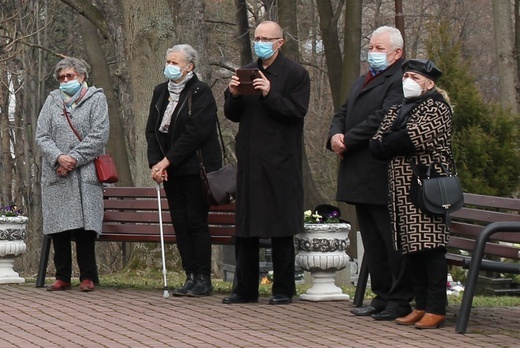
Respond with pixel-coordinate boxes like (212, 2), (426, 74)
(151, 158), (170, 183)
(57, 154), (77, 171)
(56, 166), (69, 177)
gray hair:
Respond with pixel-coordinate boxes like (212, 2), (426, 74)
(54, 57), (90, 80)
(166, 44), (198, 69)
(371, 26), (403, 50)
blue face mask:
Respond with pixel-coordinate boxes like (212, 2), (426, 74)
(164, 65), (183, 80)
(59, 80), (82, 95)
(367, 51), (390, 72)
(254, 41), (276, 60)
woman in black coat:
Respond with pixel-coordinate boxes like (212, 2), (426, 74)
(370, 59), (453, 329)
(146, 44), (222, 297)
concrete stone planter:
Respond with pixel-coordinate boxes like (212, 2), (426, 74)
(294, 223), (350, 301)
(0, 216), (28, 284)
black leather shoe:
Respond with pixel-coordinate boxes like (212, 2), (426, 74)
(269, 294), (292, 305)
(350, 306), (381, 316)
(371, 308), (412, 321)
(222, 293), (258, 304)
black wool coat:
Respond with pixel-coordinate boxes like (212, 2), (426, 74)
(146, 75), (222, 176)
(224, 53), (311, 238)
(327, 58), (405, 205)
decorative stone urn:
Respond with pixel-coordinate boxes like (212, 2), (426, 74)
(294, 223), (351, 301)
(0, 216), (28, 284)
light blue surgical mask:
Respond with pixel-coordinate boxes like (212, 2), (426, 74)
(367, 51), (390, 72)
(59, 80), (82, 95)
(254, 41), (276, 60)
(164, 65), (183, 80)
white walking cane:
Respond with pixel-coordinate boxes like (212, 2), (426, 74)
(156, 183), (170, 298)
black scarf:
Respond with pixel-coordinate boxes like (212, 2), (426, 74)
(391, 89), (436, 131)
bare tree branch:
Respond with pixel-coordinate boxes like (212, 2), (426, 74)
(59, 0), (110, 39)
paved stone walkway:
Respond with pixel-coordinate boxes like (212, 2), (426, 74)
(0, 284), (519, 347)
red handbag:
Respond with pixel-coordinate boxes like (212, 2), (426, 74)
(63, 106), (119, 183)
(94, 153), (119, 183)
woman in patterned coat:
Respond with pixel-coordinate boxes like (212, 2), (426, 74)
(370, 59), (453, 329)
(36, 57), (109, 292)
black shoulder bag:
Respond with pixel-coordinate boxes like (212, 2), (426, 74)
(188, 91), (237, 206)
(409, 155), (463, 225)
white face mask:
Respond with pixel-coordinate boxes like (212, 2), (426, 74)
(402, 78), (424, 99)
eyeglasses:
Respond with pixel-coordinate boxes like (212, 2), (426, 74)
(57, 73), (79, 82)
(254, 37), (281, 42)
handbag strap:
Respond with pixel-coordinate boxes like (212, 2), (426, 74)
(63, 104), (108, 156)
(187, 89), (229, 167)
(409, 155), (456, 180)
(63, 105), (83, 141)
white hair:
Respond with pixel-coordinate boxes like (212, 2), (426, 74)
(371, 26), (404, 50)
(166, 44), (198, 69)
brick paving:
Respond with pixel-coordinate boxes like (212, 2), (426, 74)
(0, 284), (519, 347)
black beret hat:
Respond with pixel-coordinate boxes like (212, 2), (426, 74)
(402, 59), (442, 82)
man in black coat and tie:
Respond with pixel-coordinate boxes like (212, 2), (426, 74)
(327, 26), (414, 321)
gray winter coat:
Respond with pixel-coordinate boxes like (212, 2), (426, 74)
(36, 87), (109, 235)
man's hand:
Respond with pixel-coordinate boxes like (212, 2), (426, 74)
(331, 133), (346, 158)
(254, 70), (271, 97)
(228, 73), (240, 97)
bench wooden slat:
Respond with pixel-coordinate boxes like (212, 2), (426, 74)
(103, 199), (168, 211)
(462, 193), (520, 210)
(451, 207), (520, 224)
(448, 236), (520, 260)
(450, 222), (520, 244)
(103, 187), (160, 198)
(104, 211), (172, 223)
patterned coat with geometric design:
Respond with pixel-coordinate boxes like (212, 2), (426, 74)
(370, 92), (453, 254)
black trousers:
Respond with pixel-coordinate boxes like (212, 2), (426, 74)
(233, 236), (295, 299)
(52, 229), (97, 283)
(356, 203), (414, 311)
(164, 174), (211, 275)
(407, 248), (448, 315)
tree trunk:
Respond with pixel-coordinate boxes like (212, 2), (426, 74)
(235, 0), (253, 66)
(78, 16), (133, 186)
(492, 0), (519, 113)
(119, 1), (176, 186)
(341, 0), (362, 103)
(278, 0), (299, 61)
(316, 0), (344, 109)
(515, 0), (520, 109)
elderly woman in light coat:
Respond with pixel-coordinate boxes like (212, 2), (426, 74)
(36, 57), (109, 292)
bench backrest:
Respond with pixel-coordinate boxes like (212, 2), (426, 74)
(449, 193), (520, 260)
(102, 187), (235, 244)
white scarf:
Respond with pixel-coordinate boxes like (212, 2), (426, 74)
(159, 72), (194, 133)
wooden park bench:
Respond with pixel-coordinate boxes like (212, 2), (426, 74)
(352, 193), (520, 334)
(36, 186), (236, 288)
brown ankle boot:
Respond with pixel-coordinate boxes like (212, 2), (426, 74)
(414, 313), (446, 329)
(395, 310), (425, 325)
